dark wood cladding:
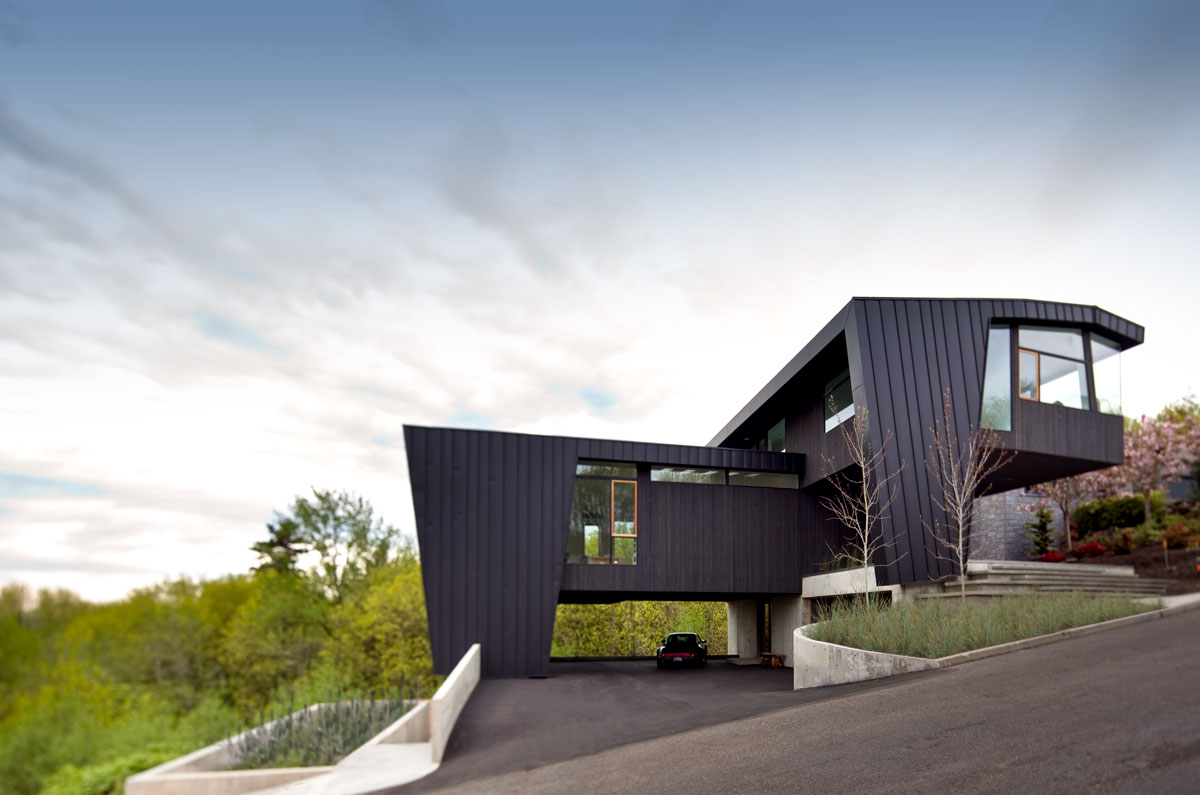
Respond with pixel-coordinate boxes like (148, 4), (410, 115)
(407, 297), (1143, 677)
(1012, 400), (1124, 463)
(831, 298), (1140, 586)
(713, 297), (1142, 587)
(404, 426), (573, 678)
(560, 483), (833, 595)
(404, 425), (803, 677)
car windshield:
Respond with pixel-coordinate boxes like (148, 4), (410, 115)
(668, 634), (696, 643)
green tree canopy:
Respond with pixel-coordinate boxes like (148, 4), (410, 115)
(276, 489), (399, 604)
(251, 517), (309, 574)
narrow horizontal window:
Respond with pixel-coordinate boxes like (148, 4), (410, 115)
(575, 460), (636, 478)
(651, 467), (726, 485)
(728, 471), (798, 489)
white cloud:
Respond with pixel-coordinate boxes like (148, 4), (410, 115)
(1, 2), (1197, 601)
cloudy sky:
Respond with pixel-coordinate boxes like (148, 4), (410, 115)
(1, 0), (1197, 602)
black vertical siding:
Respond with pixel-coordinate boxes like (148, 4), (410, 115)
(404, 425), (803, 677)
(408, 297), (1143, 676)
(847, 298), (1141, 586)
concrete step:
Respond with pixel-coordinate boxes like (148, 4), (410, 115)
(969, 560), (1138, 576)
(943, 573), (1169, 596)
(956, 583), (1166, 595)
(962, 575), (1166, 590)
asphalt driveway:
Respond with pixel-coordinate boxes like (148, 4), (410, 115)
(387, 657), (938, 793)
(391, 609), (1200, 794)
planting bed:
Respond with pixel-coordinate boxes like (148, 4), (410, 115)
(1073, 544), (1200, 594)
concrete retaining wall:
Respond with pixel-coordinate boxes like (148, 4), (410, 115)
(793, 594), (1200, 690)
(126, 644), (483, 795)
(793, 625), (939, 689)
(430, 643), (480, 763)
(124, 705), (334, 795)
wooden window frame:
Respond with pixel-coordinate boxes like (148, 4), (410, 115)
(610, 479), (638, 538)
(1018, 348), (1040, 402)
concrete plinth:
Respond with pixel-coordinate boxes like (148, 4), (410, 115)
(726, 599), (758, 663)
(769, 594), (804, 668)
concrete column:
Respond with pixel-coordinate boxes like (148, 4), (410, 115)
(726, 599), (758, 663)
(769, 594), (805, 668)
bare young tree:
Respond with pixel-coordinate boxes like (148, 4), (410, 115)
(924, 388), (1016, 600)
(820, 402), (905, 600)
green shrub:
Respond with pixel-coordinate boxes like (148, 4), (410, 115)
(40, 748), (182, 795)
(1025, 508), (1056, 557)
(1163, 513), (1200, 533)
(808, 593), (1159, 658)
(1130, 522), (1163, 548)
(1074, 493), (1166, 533)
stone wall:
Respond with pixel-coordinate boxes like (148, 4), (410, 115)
(971, 489), (1063, 561)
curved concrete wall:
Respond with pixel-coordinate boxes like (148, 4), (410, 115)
(793, 625), (939, 689)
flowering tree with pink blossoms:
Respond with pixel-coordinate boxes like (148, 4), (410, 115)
(1026, 401), (1200, 541)
(1114, 411), (1200, 524)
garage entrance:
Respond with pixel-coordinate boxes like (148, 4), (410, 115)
(551, 594), (805, 667)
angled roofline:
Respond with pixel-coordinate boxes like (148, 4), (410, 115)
(707, 297), (1144, 448)
(706, 299), (853, 447)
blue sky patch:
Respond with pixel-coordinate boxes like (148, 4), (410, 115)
(195, 311), (282, 355)
(0, 471), (108, 499)
(445, 410), (494, 429)
(372, 436), (392, 447)
(579, 387), (616, 417)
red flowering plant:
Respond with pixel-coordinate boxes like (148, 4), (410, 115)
(1069, 541), (1107, 558)
(1036, 551), (1067, 563)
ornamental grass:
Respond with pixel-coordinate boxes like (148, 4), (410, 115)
(226, 685), (414, 769)
(808, 592), (1160, 659)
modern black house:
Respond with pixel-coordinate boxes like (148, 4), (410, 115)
(405, 298), (1142, 677)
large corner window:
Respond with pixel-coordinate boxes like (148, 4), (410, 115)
(980, 324), (1012, 431)
(1018, 326), (1089, 410)
(1091, 332), (1122, 415)
(824, 369), (854, 433)
(567, 461), (637, 565)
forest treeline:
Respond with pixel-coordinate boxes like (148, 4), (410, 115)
(0, 490), (430, 795)
(0, 489), (729, 795)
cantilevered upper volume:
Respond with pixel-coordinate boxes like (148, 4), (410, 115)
(707, 297), (1143, 589)
(404, 297), (1144, 677)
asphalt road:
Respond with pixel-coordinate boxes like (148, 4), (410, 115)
(390, 609), (1200, 794)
